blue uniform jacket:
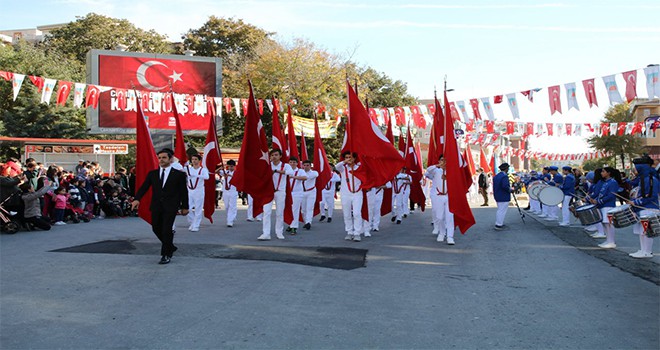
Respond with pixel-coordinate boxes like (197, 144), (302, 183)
(632, 165), (660, 210)
(596, 178), (619, 208)
(493, 171), (511, 202)
(561, 174), (576, 195)
(588, 180), (602, 199)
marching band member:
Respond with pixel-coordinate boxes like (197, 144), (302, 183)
(591, 167), (620, 249)
(222, 160), (238, 227)
(300, 160), (318, 230)
(184, 154), (209, 232)
(585, 169), (605, 238)
(425, 154), (455, 244)
(628, 156), (659, 258)
(493, 163), (511, 231)
(527, 171), (542, 214)
(363, 182), (391, 236)
(543, 166), (562, 221)
(258, 149), (294, 241)
(335, 151), (363, 242)
(538, 167), (551, 218)
(392, 167), (412, 224)
(559, 166), (576, 227)
(319, 169), (340, 223)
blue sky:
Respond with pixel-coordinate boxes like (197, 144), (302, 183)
(2, 0), (659, 153)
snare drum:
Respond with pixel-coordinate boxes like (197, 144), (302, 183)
(538, 186), (564, 206)
(574, 204), (602, 226)
(639, 213), (660, 238)
(528, 182), (545, 201)
(607, 204), (639, 228)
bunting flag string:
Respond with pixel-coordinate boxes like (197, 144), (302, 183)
(0, 65), (657, 126)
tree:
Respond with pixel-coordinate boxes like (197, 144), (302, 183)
(0, 41), (88, 160)
(587, 103), (645, 170)
(581, 157), (615, 171)
(43, 13), (173, 64)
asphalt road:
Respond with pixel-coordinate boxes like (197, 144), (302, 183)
(1, 200), (658, 349)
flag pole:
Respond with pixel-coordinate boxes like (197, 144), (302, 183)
(443, 76), (448, 157)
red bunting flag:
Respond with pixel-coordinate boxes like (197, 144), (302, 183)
(134, 103), (159, 224)
(548, 85), (562, 115)
(257, 99), (264, 115)
(0, 71), (13, 81)
(230, 81), (274, 218)
(410, 105), (426, 129)
(485, 120), (495, 133)
(223, 97), (232, 113)
(202, 113), (222, 223)
(29, 75), (45, 92)
(622, 70), (637, 103)
(582, 78), (598, 107)
(56, 81), (73, 106)
(493, 95), (503, 104)
(394, 107), (406, 126)
(469, 99), (482, 120)
(505, 121), (515, 135)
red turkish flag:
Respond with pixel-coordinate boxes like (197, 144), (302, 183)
(85, 85), (101, 108)
(548, 85), (562, 115)
(427, 103), (435, 116)
(469, 99), (482, 120)
(368, 108), (379, 125)
(565, 123), (573, 135)
(582, 78), (598, 107)
(427, 96), (445, 167)
(0, 71), (13, 81)
(241, 99), (248, 117)
(631, 122), (644, 135)
(405, 128), (426, 211)
(410, 105), (426, 129)
(546, 123), (554, 136)
(346, 81), (404, 189)
(313, 117), (332, 217)
(479, 147), (491, 173)
(443, 92), (475, 234)
(56, 81), (73, 106)
(622, 70), (637, 103)
(29, 75), (44, 92)
(300, 131), (309, 162)
(223, 98), (232, 113)
(271, 103), (289, 163)
(96, 54), (217, 130)
(493, 95), (503, 104)
(449, 102), (460, 122)
(257, 99), (264, 115)
(485, 120), (495, 133)
(202, 114), (222, 223)
(526, 122), (534, 136)
(394, 107), (406, 126)
(230, 81), (274, 218)
(465, 119), (475, 132)
(617, 122), (627, 136)
(134, 105), (159, 224)
(172, 96), (188, 166)
(600, 123), (610, 136)
(286, 104), (299, 161)
(505, 121), (514, 135)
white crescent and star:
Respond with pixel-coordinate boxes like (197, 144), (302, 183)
(136, 60), (183, 90)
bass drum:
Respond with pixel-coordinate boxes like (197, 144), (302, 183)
(528, 182), (546, 201)
(538, 186), (564, 206)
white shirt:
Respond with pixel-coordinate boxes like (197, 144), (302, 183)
(425, 165), (447, 195)
(302, 169), (319, 192)
(159, 166), (173, 187)
(271, 162), (294, 192)
(221, 170), (237, 193)
(323, 173), (340, 192)
(335, 161), (362, 194)
(185, 165), (209, 191)
(393, 173), (412, 194)
(289, 168), (304, 194)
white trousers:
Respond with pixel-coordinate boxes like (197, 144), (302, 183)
(223, 191), (238, 225)
(530, 198), (541, 213)
(495, 201), (509, 226)
(262, 191), (286, 237)
(341, 190), (363, 235)
(431, 193), (454, 237)
(560, 195), (572, 225)
(302, 190), (316, 224)
(366, 190), (384, 230)
(187, 189), (205, 230)
(632, 209), (655, 254)
(321, 190), (335, 218)
(403, 189), (411, 215)
(247, 195), (262, 220)
(394, 191), (408, 220)
(290, 193), (303, 228)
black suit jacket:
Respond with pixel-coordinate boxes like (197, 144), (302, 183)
(135, 168), (189, 212)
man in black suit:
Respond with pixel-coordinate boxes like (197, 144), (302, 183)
(132, 149), (189, 264)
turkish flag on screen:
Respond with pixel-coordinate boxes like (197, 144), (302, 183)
(97, 55), (217, 131)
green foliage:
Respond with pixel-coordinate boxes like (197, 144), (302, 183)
(586, 103), (645, 169)
(581, 156), (616, 171)
(43, 13), (173, 64)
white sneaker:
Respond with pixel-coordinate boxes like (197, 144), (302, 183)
(190, 228), (199, 232)
(544, 217), (556, 221)
(353, 235), (361, 242)
(257, 234), (271, 241)
(598, 242), (616, 249)
(559, 223), (570, 227)
(364, 232), (372, 237)
(432, 228), (439, 235)
(538, 214), (547, 218)
(55, 221), (66, 225)
(276, 234), (285, 240)
(584, 226), (598, 232)
(437, 234), (446, 242)
(344, 234), (353, 241)
(630, 251), (653, 258)
(628, 250), (643, 257)
(446, 237), (455, 245)
(590, 233), (606, 239)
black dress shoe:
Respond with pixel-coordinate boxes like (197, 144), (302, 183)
(304, 223), (311, 230)
(327, 217), (332, 223)
(286, 227), (292, 232)
(319, 215), (326, 222)
(391, 217), (396, 222)
(396, 220), (402, 224)
(159, 256), (170, 264)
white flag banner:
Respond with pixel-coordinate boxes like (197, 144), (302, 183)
(625, 122), (634, 135)
(574, 123), (582, 137)
(480, 97), (495, 120)
(213, 97), (223, 115)
(564, 82), (579, 111)
(610, 122), (618, 135)
(72, 83), (86, 108)
(505, 93), (520, 119)
(602, 74), (623, 105)
(41, 78), (57, 104)
(11, 73), (25, 101)
(456, 100), (470, 121)
(232, 98), (241, 117)
(193, 94), (206, 116)
(644, 65), (660, 98)
(265, 99), (273, 112)
(402, 106), (412, 125)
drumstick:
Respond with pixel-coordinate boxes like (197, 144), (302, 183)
(611, 192), (660, 213)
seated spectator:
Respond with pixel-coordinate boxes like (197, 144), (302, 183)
(20, 180), (54, 231)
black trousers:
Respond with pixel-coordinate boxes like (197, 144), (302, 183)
(25, 216), (51, 231)
(151, 210), (177, 257)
